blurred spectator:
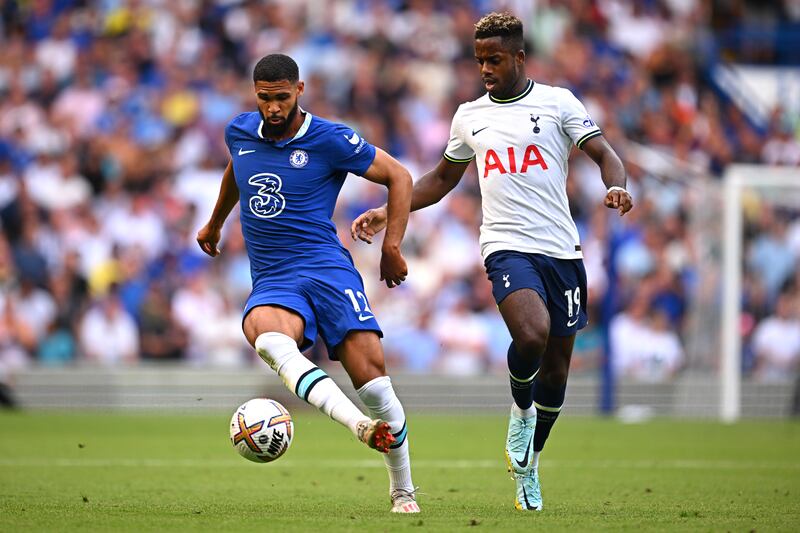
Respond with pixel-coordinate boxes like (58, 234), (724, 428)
(751, 293), (800, 382)
(610, 294), (684, 382)
(171, 269), (224, 362)
(52, 67), (107, 140)
(383, 305), (439, 373)
(747, 212), (797, 303)
(762, 111), (800, 165)
(37, 317), (76, 366)
(192, 295), (250, 367)
(8, 274), (56, 347)
(11, 219), (50, 288)
(26, 153), (91, 211)
(431, 293), (490, 376)
(0, 294), (34, 373)
(138, 283), (187, 362)
(104, 194), (167, 261)
(34, 14), (76, 82)
(78, 288), (139, 366)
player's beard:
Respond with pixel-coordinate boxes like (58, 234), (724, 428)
(261, 102), (299, 137)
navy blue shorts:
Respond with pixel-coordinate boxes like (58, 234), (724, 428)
(243, 264), (382, 358)
(484, 250), (588, 337)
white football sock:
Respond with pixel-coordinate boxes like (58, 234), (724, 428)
(255, 332), (368, 435)
(532, 451), (540, 470)
(357, 376), (414, 493)
(512, 403), (537, 419)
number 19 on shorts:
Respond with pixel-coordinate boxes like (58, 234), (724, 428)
(565, 287), (580, 327)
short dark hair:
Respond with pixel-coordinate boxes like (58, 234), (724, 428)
(253, 54), (299, 83)
(474, 12), (524, 52)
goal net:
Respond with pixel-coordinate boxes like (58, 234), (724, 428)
(720, 165), (800, 421)
(609, 148), (799, 421)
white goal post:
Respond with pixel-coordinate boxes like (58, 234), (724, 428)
(721, 165), (800, 422)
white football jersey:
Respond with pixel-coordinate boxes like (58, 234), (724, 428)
(444, 80), (602, 261)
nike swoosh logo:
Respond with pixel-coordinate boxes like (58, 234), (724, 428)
(472, 126), (489, 136)
(515, 436), (533, 469)
(345, 133), (360, 145)
(522, 485), (532, 509)
(358, 314), (374, 322)
(567, 317), (579, 327)
(238, 148), (256, 155)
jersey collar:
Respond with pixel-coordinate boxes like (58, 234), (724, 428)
(488, 79), (534, 104)
(257, 108), (313, 147)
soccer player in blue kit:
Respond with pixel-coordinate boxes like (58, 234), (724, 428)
(196, 54), (420, 513)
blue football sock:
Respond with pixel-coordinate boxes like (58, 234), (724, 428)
(532, 379), (566, 452)
(507, 342), (540, 411)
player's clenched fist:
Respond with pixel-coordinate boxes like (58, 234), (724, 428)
(604, 186), (633, 216)
(351, 206), (388, 244)
(196, 223), (221, 257)
(380, 245), (407, 288)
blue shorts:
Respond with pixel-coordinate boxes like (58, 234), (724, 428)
(484, 250), (588, 337)
(243, 264), (382, 358)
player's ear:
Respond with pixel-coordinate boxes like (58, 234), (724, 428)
(296, 81), (305, 97)
(515, 49), (525, 65)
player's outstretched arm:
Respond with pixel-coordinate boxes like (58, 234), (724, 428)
(197, 159), (239, 257)
(582, 136), (633, 216)
(409, 157), (470, 212)
(360, 148), (412, 288)
(350, 157), (469, 243)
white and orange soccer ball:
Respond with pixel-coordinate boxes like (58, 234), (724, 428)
(230, 399), (294, 463)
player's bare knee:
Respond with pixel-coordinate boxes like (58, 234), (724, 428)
(255, 332), (297, 371)
(350, 361), (385, 389)
(337, 331), (386, 388)
(516, 327), (549, 358)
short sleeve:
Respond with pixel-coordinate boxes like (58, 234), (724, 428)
(224, 122), (233, 152)
(329, 124), (377, 176)
(443, 106), (474, 163)
(224, 112), (250, 154)
(559, 89), (602, 149)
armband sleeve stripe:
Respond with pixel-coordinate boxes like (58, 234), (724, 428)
(443, 153), (474, 163)
(576, 130), (603, 149)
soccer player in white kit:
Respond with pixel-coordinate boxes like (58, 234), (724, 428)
(352, 12), (633, 510)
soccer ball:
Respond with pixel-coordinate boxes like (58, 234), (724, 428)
(230, 399), (294, 463)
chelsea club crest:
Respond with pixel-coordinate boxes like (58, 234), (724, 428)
(289, 149), (309, 168)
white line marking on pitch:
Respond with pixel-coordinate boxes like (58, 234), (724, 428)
(0, 458), (798, 470)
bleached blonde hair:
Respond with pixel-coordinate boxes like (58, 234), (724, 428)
(474, 12), (524, 51)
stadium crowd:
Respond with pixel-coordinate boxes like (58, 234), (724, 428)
(0, 0), (799, 390)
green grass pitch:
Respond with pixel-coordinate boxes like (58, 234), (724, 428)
(1, 410), (798, 531)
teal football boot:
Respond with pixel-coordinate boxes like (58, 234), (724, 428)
(504, 404), (542, 511)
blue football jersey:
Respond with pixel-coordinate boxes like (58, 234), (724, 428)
(224, 111), (376, 284)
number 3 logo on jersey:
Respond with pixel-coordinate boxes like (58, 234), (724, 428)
(248, 173), (286, 218)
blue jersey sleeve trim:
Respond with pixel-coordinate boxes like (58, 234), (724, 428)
(325, 120), (377, 176)
(350, 143), (376, 176)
